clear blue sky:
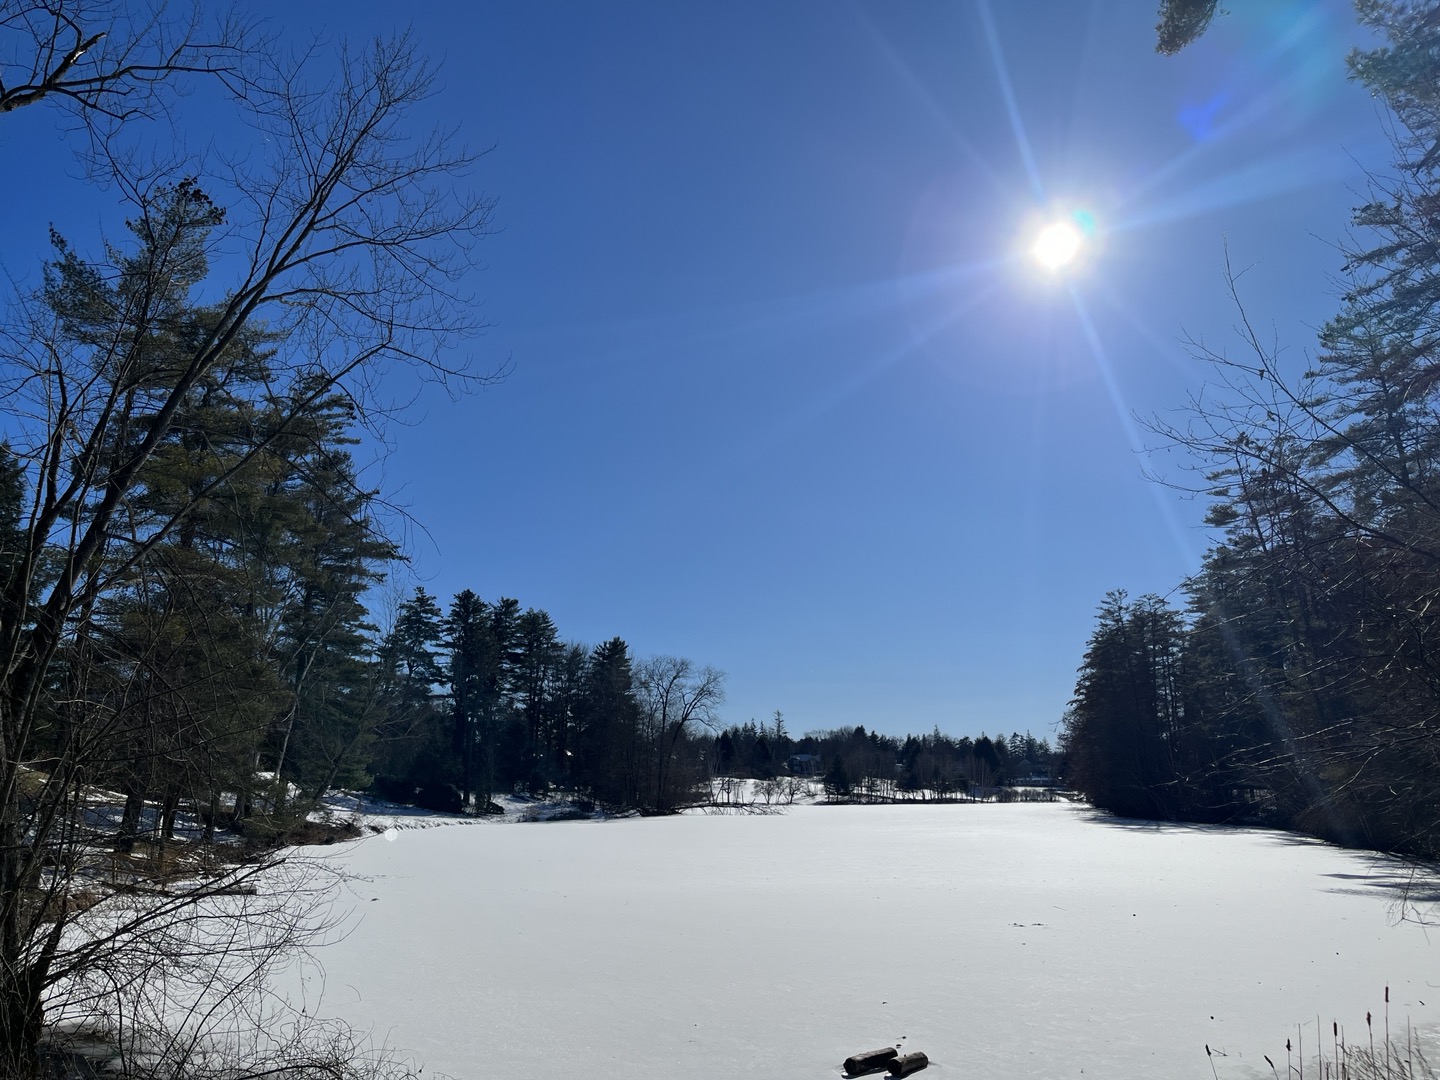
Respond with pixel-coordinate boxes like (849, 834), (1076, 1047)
(0, 1), (1393, 741)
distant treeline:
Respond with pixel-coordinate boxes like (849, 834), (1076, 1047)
(707, 720), (1055, 799)
(1062, 5), (1440, 861)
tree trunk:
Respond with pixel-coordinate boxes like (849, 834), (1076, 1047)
(887, 1053), (929, 1077)
(0, 966), (43, 1080)
(0, 781), (43, 1079)
(156, 791), (179, 863)
(229, 785), (253, 828)
(114, 782), (145, 854)
(843, 1048), (898, 1075)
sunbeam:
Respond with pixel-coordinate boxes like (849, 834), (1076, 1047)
(1133, 147), (1368, 235)
(1089, 280), (1201, 379)
(727, 280), (1006, 473)
(975, 0), (1046, 202)
(848, 1), (1013, 201)
(1067, 287), (1202, 568)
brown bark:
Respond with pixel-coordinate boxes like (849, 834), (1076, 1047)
(887, 1052), (929, 1077)
(843, 1047), (898, 1075)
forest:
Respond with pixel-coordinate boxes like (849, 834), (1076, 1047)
(1062, 3), (1440, 861)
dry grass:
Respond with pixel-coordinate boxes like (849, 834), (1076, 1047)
(1237, 989), (1436, 1080)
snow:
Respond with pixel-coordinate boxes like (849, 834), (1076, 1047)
(311, 791), (609, 831)
(290, 801), (1440, 1079)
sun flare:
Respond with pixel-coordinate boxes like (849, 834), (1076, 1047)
(1033, 220), (1083, 270)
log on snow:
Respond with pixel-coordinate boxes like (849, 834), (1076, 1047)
(843, 1047), (899, 1075)
(887, 1052), (929, 1077)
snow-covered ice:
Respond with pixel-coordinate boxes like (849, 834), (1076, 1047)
(292, 801), (1440, 1079)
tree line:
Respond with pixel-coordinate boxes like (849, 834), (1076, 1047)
(1063, 1), (1440, 861)
(706, 719), (1054, 800)
(371, 597), (1059, 814)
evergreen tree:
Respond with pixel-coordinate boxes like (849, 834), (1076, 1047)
(507, 607), (559, 793)
(263, 402), (399, 811)
(1063, 592), (1189, 819)
(372, 588), (455, 809)
(548, 642), (590, 787)
(1155, 0), (1220, 54)
(447, 590), (488, 809)
(387, 588), (447, 687)
(0, 447), (26, 607)
(575, 638), (640, 808)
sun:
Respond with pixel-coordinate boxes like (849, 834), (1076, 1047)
(1032, 220), (1084, 270)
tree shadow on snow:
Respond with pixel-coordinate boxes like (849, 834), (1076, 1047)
(1078, 808), (1440, 916)
(1075, 807), (1323, 848)
(1317, 867), (1440, 911)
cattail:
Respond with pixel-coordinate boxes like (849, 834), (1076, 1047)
(1386, 986), (1392, 1078)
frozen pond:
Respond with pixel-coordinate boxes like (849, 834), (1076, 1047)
(298, 802), (1440, 1079)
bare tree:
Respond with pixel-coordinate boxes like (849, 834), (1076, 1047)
(0, 18), (497, 1076)
(635, 657), (725, 812)
(0, 0), (256, 148)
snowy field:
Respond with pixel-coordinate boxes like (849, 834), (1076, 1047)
(292, 802), (1440, 1079)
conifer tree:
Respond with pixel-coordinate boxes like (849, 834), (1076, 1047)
(1063, 592), (1188, 819)
(511, 608), (561, 792)
(370, 589), (454, 808)
(447, 590), (488, 809)
(575, 637), (640, 808)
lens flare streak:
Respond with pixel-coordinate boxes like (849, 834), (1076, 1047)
(727, 281), (1006, 472)
(1066, 287), (1200, 567)
(976, 0), (1045, 202)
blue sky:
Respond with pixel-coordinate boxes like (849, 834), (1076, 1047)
(0, 1), (1395, 740)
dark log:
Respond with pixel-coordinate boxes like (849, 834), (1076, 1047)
(843, 1047), (899, 1076)
(887, 1052), (929, 1076)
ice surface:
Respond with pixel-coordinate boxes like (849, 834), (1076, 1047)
(290, 802), (1440, 1079)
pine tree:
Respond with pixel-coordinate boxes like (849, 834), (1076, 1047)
(1063, 592), (1189, 819)
(447, 590), (488, 810)
(575, 638), (640, 808)
(1154, 0), (1220, 55)
(262, 397), (399, 814)
(0, 447), (25, 604)
(371, 588), (455, 808)
(511, 608), (561, 792)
